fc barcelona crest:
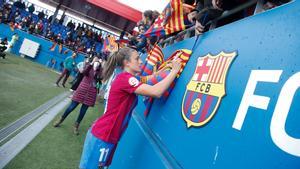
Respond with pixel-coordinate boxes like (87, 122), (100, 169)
(182, 51), (237, 128)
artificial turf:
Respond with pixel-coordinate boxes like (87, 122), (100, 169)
(4, 101), (104, 169)
(1, 53), (105, 169)
(0, 53), (67, 129)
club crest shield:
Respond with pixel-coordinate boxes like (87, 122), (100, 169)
(182, 51), (237, 128)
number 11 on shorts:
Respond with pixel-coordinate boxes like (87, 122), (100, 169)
(99, 148), (109, 163)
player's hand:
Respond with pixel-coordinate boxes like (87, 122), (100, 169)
(171, 59), (182, 74)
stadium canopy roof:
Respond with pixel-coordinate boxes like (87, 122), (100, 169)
(42, 0), (146, 34)
(87, 0), (142, 23)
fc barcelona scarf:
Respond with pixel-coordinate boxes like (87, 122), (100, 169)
(142, 49), (192, 117)
(140, 44), (164, 77)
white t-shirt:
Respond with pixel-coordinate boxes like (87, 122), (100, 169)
(77, 62), (85, 73)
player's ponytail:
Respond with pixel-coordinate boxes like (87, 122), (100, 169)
(102, 47), (136, 82)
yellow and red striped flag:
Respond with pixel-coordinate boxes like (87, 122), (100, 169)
(140, 44), (164, 77)
(143, 49), (192, 117)
(102, 36), (119, 53)
(144, 0), (186, 37)
(157, 49), (191, 77)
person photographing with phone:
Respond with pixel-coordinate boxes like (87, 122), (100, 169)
(53, 57), (103, 135)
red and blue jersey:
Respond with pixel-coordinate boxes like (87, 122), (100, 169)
(91, 72), (142, 144)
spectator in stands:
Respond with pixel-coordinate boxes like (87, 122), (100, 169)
(25, 14), (33, 28)
(193, 0), (249, 35)
(14, 11), (22, 25)
(49, 33), (64, 53)
(64, 41), (76, 55)
(67, 20), (74, 29)
(263, 0), (290, 10)
(152, 10), (160, 23)
(1, 6), (11, 24)
(0, 1), (133, 58)
(192, 0), (224, 35)
(79, 47), (182, 169)
(13, 0), (25, 10)
(0, 37), (8, 59)
(45, 29), (54, 40)
(55, 52), (77, 87)
(53, 57), (103, 135)
(184, 0), (198, 26)
(38, 10), (45, 20)
(28, 21), (35, 34)
(142, 10), (155, 29)
(48, 14), (54, 23)
(134, 25), (147, 52)
(127, 9), (161, 53)
(28, 4), (35, 14)
(183, 0), (197, 24)
(35, 20), (44, 35)
(20, 17), (28, 30)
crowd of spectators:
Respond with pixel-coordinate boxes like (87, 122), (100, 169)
(0, 0), (116, 58)
(126, 10), (160, 53)
(0, 0), (290, 58)
(184, 0), (289, 36)
(125, 0), (255, 53)
(125, 0), (290, 51)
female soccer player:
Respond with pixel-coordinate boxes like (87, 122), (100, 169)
(79, 47), (181, 169)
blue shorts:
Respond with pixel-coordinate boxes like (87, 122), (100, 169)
(79, 129), (115, 169)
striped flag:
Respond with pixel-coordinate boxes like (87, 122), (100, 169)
(144, 0), (186, 37)
(144, 49), (192, 116)
(157, 49), (191, 77)
(140, 44), (164, 78)
(102, 36), (118, 53)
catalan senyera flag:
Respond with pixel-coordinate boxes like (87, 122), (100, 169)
(139, 45), (164, 115)
(102, 36), (119, 53)
(140, 44), (164, 78)
(143, 49), (192, 117)
(144, 0), (185, 37)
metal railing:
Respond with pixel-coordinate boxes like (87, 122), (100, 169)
(160, 0), (259, 48)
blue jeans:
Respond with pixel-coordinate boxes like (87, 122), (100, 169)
(62, 101), (89, 124)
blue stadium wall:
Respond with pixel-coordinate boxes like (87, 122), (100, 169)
(111, 1), (300, 169)
(0, 24), (85, 72)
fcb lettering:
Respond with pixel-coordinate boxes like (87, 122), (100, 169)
(194, 82), (211, 93)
